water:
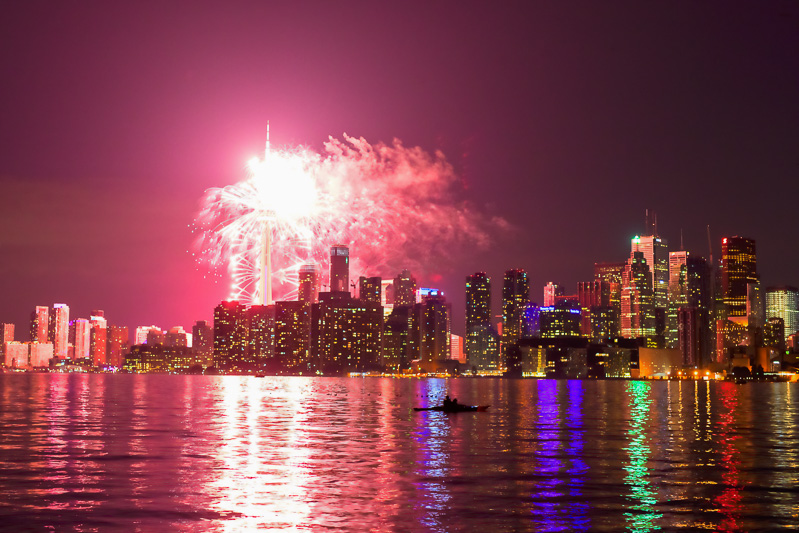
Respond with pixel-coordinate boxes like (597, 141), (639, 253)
(0, 374), (797, 532)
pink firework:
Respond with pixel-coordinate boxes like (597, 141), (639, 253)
(194, 134), (505, 304)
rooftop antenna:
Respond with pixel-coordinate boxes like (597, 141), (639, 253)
(706, 225), (714, 263)
(680, 228), (684, 251)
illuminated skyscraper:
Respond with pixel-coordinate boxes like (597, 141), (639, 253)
(30, 306), (48, 343)
(465, 272), (491, 365)
(298, 263), (320, 303)
(107, 325), (129, 367)
(0, 323), (14, 361)
(311, 292), (383, 374)
(74, 319), (91, 359)
(721, 236), (757, 318)
(330, 245), (350, 293)
(383, 306), (411, 372)
(631, 235), (669, 332)
(90, 315), (107, 366)
(248, 304), (275, 367)
(668, 251), (689, 300)
(52, 303), (69, 359)
(393, 269), (417, 306)
(502, 270), (529, 354)
(192, 320), (214, 367)
(358, 276), (382, 304)
(410, 291), (451, 371)
(621, 251), (657, 343)
(577, 281), (611, 336)
(543, 282), (563, 307)
(766, 286), (799, 341)
(213, 301), (251, 372)
(274, 301), (311, 371)
(540, 304), (581, 338)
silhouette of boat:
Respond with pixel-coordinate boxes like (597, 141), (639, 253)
(413, 404), (489, 413)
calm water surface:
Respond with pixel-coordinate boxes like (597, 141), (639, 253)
(0, 374), (797, 532)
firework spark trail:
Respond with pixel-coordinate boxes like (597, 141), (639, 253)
(194, 134), (508, 304)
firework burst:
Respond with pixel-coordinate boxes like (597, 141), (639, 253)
(194, 134), (506, 304)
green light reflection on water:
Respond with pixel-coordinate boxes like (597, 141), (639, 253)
(623, 380), (662, 532)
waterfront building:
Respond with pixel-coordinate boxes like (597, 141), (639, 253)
(213, 301), (252, 372)
(73, 319), (91, 359)
(248, 304), (275, 366)
(450, 334), (464, 363)
(677, 306), (700, 367)
(329, 245), (350, 293)
(621, 251), (657, 344)
(298, 263), (320, 303)
(383, 306), (411, 371)
(90, 315), (107, 366)
(3, 341), (28, 368)
(134, 326), (161, 345)
(51, 304), (69, 358)
(721, 236), (758, 319)
(765, 286), (799, 341)
(409, 291), (451, 372)
(311, 291), (383, 374)
(631, 234), (669, 334)
(522, 303), (541, 338)
(29, 342), (54, 367)
(465, 272), (491, 365)
(763, 317), (786, 353)
(107, 325), (129, 367)
(0, 323), (14, 360)
(540, 304), (581, 339)
(30, 306), (48, 343)
(274, 301), (311, 371)
(503, 269), (529, 357)
(192, 320), (214, 367)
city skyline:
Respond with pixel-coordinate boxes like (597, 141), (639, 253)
(2, 2), (798, 334)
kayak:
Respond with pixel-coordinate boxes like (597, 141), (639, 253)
(413, 404), (489, 413)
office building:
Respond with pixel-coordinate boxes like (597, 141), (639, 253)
(543, 282), (563, 307)
(410, 291), (452, 372)
(192, 320), (214, 368)
(274, 301), (311, 371)
(503, 269), (529, 355)
(766, 286), (799, 342)
(721, 236), (757, 318)
(213, 301), (252, 372)
(107, 325), (129, 367)
(631, 235), (669, 333)
(90, 315), (107, 366)
(51, 304), (69, 359)
(621, 251), (657, 343)
(465, 272), (491, 365)
(393, 269), (417, 306)
(30, 306), (48, 343)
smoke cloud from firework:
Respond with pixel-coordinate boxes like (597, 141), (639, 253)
(194, 134), (509, 303)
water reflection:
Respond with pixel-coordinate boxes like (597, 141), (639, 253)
(624, 380), (662, 532)
(0, 375), (797, 531)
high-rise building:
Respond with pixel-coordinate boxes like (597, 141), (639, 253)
(522, 303), (541, 338)
(766, 286), (799, 342)
(51, 304), (69, 359)
(30, 306), (48, 343)
(90, 315), (107, 366)
(410, 291), (451, 371)
(298, 263), (320, 303)
(668, 251), (689, 298)
(540, 304), (581, 338)
(621, 251), (657, 343)
(213, 301), (251, 372)
(107, 325), (129, 367)
(330, 245), (350, 293)
(0, 323), (14, 361)
(747, 281), (765, 329)
(74, 319), (91, 359)
(543, 282), (563, 307)
(358, 276), (382, 305)
(165, 326), (191, 347)
(631, 235), (669, 333)
(721, 236), (757, 318)
(248, 305), (276, 366)
(503, 269), (529, 356)
(192, 320), (214, 368)
(577, 281), (611, 336)
(274, 301), (311, 371)
(311, 292), (382, 374)
(383, 306), (412, 372)
(465, 272), (491, 366)
(678, 306), (700, 367)
(393, 270), (417, 306)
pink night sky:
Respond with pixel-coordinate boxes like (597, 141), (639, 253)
(1, 2), (798, 335)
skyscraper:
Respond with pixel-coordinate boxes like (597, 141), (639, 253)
(358, 276), (382, 304)
(631, 235), (669, 332)
(465, 272), (491, 366)
(503, 269), (529, 357)
(766, 286), (799, 342)
(192, 320), (214, 367)
(213, 301), (251, 372)
(107, 325), (129, 368)
(298, 263), (320, 303)
(30, 306), (48, 343)
(721, 236), (757, 319)
(52, 303), (69, 359)
(74, 319), (91, 359)
(621, 251), (657, 343)
(330, 245), (350, 293)
(393, 269), (417, 306)
(543, 282), (563, 307)
(410, 291), (451, 371)
(90, 315), (107, 366)
(274, 301), (311, 371)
